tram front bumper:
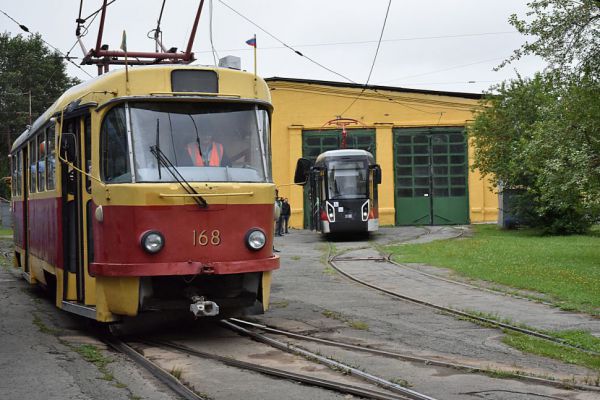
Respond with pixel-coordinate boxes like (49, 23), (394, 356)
(89, 255), (279, 277)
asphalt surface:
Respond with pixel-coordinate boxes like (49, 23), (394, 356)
(1, 227), (599, 400)
(259, 226), (600, 399)
(0, 238), (178, 400)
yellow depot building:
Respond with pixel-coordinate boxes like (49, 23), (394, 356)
(266, 77), (498, 228)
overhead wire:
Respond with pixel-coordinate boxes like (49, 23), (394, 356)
(209, 0), (220, 65)
(217, 0), (356, 83)
(376, 57), (506, 85)
(339, 0), (392, 117)
(196, 31), (518, 54)
(214, 1), (450, 116)
(0, 8), (94, 79)
(211, 0), (492, 115)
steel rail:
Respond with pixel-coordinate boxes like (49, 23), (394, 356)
(222, 320), (439, 400)
(145, 338), (417, 400)
(103, 337), (205, 400)
(229, 318), (600, 393)
(328, 248), (600, 357)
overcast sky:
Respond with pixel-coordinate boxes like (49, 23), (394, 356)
(1, 0), (546, 93)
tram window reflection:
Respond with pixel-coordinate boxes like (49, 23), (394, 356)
(100, 106), (130, 183)
(128, 102), (270, 183)
(327, 160), (368, 199)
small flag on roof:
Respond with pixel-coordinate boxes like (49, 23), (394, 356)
(245, 37), (256, 47)
(120, 30), (127, 52)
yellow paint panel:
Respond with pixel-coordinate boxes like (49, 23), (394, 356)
(84, 271), (96, 306)
(65, 272), (78, 300)
(55, 269), (64, 308)
(96, 277), (140, 317)
(54, 269), (78, 304)
(93, 182), (276, 207)
(261, 271), (272, 311)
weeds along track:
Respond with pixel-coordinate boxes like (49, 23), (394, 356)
(230, 318), (600, 393)
(104, 330), (437, 400)
(327, 234), (600, 357)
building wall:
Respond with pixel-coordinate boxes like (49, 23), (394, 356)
(267, 80), (498, 227)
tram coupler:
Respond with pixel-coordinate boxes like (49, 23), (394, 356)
(189, 295), (220, 317)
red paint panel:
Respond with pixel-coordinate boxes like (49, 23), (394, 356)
(12, 200), (25, 248)
(90, 256), (279, 277)
(91, 203), (279, 277)
(26, 197), (63, 268)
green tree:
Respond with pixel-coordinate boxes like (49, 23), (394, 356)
(470, 74), (600, 233)
(502, 0), (600, 76)
(470, 0), (600, 233)
(0, 32), (80, 199)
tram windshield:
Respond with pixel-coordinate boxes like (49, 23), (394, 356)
(326, 160), (368, 199)
(100, 102), (271, 183)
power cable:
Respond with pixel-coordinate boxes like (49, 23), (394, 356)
(209, 0), (220, 65)
(217, 0), (355, 83)
(376, 57), (505, 85)
(196, 31), (518, 54)
(339, 0), (392, 117)
(0, 8), (94, 78)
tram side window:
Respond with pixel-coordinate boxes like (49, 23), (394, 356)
(29, 141), (37, 193)
(100, 106), (131, 183)
(16, 151), (22, 196)
(46, 125), (56, 190)
(10, 154), (16, 196)
(37, 133), (46, 192)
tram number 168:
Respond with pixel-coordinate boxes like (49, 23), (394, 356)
(193, 229), (221, 246)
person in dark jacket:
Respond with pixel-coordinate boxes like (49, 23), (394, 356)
(281, 198), (291, 234)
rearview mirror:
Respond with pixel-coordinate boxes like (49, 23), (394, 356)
(372, 164), (382, 185)
(294, 158), (313, 185)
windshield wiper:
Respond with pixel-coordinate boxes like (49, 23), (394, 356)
(155, 119), (162, 180)
(150, 145), (208, 208)
(189, 115), (203, 161)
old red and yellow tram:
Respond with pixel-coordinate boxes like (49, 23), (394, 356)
(10, 65), (279, 322)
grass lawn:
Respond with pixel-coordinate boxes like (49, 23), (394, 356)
(385, 224), (600, 316)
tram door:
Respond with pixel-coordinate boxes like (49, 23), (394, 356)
(21, 148), (30, 274)
(61, 115), (92, 303)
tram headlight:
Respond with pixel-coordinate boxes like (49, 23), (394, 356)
(245, 229), (266, 251)
(141, 231), (165, 254)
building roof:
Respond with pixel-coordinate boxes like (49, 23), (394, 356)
(265, 76), (484, 100)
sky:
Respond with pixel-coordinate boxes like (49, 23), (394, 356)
(0, 0), (546, 94)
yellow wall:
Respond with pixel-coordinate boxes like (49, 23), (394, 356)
(267, 80), (498, 227)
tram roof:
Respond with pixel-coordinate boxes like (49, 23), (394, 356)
(316, 149), (376, 165)
(12, 65), (271, 152)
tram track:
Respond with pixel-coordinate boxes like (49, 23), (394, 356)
(326, 231), (600, 357)
(103, 337), (206, 400)
(104, 328), (438, 400)
(222, 319), (438, 400)
(229, 318), (600, 393)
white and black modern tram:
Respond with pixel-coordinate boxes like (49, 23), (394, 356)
(295, 149), (381, 235)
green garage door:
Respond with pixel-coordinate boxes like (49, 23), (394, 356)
(394, 127), (469, 225)
(302, 129), (376, 228)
